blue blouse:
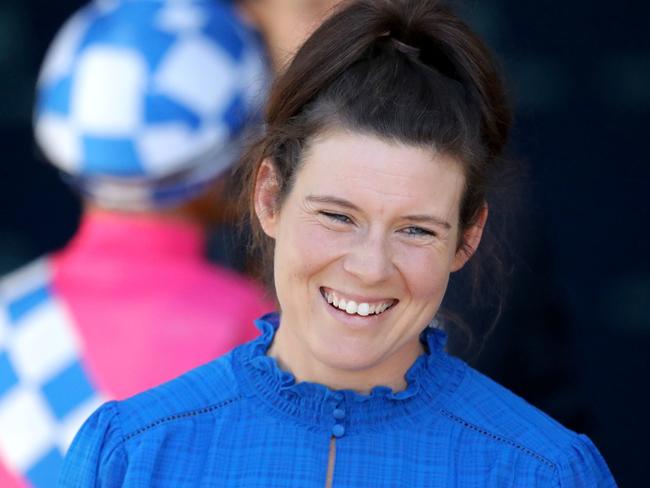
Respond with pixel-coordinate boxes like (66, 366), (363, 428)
(59, 313), (616, 487)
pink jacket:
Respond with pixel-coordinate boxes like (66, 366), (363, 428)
(0, 211), (273, 487)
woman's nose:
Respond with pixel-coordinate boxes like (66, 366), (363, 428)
(342, 233), (394, 285)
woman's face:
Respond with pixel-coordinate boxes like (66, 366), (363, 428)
(256, 129), (485, 389)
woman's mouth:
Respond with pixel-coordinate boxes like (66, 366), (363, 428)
(320, 287), (397, 317)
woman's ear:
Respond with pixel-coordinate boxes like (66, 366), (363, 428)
(451, 205), (488, 272)
(254, 159), (281, 239)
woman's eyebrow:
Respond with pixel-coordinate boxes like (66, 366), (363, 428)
(306, 194), (451, 229)
(403, 214), (452, 230)
(306, 194), (361, 211)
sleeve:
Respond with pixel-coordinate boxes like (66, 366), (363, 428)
(556, 434), (618, 487)
(58, 401), (127, 488)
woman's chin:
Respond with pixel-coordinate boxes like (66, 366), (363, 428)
(308, 337), (390, 381)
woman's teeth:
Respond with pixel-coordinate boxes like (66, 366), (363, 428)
(324, 290), (393, 317)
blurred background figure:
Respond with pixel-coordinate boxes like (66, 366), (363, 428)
(201, 0), (341, 271)
(0, 0), (272, 486)
(237, 0), (341, 71)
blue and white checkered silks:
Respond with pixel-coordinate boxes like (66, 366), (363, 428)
(34, 0), (269, 211)
(0, 259), (105, 487)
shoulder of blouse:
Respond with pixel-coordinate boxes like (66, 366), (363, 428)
(115, 351), (243, 437)
(60, 351), (246, 485)
(438, 363), (617, 486)
(91, 350), (242, 447)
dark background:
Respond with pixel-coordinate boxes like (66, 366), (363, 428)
(1, 1), (648, 485)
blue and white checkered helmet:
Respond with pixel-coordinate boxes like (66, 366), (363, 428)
(34, 0), (269, 210)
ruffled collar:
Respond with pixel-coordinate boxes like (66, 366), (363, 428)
(234, 313), (464, 435)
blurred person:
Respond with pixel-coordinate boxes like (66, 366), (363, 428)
(203, 0), (340, 274)
(0, 0), (272, 486)
(237, 0), (341, 70)
(60, 0), (615, 486)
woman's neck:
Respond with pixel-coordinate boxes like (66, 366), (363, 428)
(267, 324), (425, 393)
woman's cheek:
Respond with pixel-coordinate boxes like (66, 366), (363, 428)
(285, 222), (346, 276)
(396, 246), (450, 298)
(302, 222), (351, 255)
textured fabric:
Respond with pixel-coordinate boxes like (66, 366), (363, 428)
(0, 211), (272, 487)
(60, 313), (616, 487)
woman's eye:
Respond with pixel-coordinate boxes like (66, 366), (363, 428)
(320, 211), (352, 224)
(401, 226), (435, 237)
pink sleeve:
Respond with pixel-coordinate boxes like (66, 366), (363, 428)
(0, 461), (27, 488)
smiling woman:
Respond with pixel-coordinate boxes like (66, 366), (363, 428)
(256, 132), (474, 392)
(60, 1), (616, 486)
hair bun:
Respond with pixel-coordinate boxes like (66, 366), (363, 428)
(389, 37), (421, 58)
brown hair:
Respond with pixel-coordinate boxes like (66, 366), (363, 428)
(237, 0), (512, 312)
